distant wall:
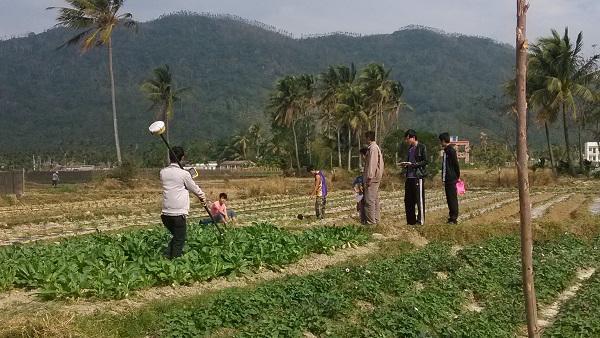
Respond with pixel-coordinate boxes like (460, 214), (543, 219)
(26, 171), (96, 184)
(0, 170), (25, 196)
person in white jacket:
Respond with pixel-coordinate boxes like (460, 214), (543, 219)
(160, 146), (206, 259)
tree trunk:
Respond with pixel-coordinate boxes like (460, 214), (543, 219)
(306, 122), (312, 165)
(374, 111), (379, 143)
(337, 127), (342, 167)
(108, 38), (122, 166)
(578, 123), (583, 170)
(544, 122), (557, 176)
(292, 122), (301, 171)
(562, 103), (574, 175)
(515, 2), (539, 337)
(358, 132), (362, 169)
(347, 127), (352, 171)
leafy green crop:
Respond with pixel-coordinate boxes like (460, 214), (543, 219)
(112, 235), (597, 338)
(0, 223), (369, 300)
(544, 271), (600, 337)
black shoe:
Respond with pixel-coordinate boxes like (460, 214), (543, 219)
(447, 219), (458, 225)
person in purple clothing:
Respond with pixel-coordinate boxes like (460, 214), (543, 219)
(307, 165), (328, 219)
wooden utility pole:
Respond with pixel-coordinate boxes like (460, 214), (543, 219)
(516, 1), (539, 337)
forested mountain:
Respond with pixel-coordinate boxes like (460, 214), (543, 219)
(0, 12), (516, 161)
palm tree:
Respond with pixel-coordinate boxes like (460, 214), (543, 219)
(359, 64), (407, 142)
(247, 123), (263, 160)
(297, 74), (316, 164)
(232, 131), (250, 160)
(318, 66), (342, 167)
(336, 84), (369, 170)
(269, 75), (305, 171)
(49, 0), (136, 165)
(141, 65), (189, 141)
(529, 28), (599, 175)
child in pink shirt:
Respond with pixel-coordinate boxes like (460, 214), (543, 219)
(210, 193), (236, 224)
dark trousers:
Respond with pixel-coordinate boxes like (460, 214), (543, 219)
(315, 197), (326, 219)
(445, 181), (459, 222)
(405, 178), (425, 225)
(161, 215), (187, 259)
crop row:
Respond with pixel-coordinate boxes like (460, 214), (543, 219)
(543, 237), (600, 337)
(0, 223), (370, 300)
(87, 234), (599, 337)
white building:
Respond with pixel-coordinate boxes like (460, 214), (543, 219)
(585, 142), (600, 163)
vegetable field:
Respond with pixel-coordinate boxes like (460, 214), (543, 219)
(0, 178), (599, 337)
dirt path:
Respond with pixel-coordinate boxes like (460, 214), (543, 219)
(542, 194), (588, 222)
(531, 193), (574, 219)
(463, 192), (551, 225)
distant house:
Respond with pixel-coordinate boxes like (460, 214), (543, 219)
(585, 142), (600, 163)
(450, 136), (471, 164)
(194, 162), (218, 171)
(219, 160), (256, 170)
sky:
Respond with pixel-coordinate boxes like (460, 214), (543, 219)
(0, 0), (598, 54)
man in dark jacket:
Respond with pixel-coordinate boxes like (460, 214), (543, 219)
(402, 129), (428, 225)
(439, 132), (461, 224)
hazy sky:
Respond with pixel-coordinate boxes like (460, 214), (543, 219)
(1, 0), (598, 53)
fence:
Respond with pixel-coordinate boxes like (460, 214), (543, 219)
(26, 171), (96, 184)
(0, 170), (25, 196)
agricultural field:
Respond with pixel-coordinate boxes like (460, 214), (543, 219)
(0, 175), (599, 337)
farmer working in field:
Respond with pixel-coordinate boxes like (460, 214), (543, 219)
(363, 131), (384, 225)
(308, 165), (328, 219)
(160, 146), (206, 259)
(210, 192), (237, 224)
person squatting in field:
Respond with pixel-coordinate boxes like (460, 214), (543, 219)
(160, 146), (206, 259)
(363, 131), (384, 225)
(308, 165), (328, 219)
(439, 132), (461, 224)
(210, 192), (237, 224)
(402, 129), (428, 226)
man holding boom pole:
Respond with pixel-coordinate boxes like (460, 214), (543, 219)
(160, 146), (206, 259)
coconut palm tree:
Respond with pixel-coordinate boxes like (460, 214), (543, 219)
(529, 28), (599, 175)
(141, 65), (189, 140)
(49, 0), (136, 165)
(318, 66), (342, 167)
(247, 123), (263, 160)
(359, 63), (408, 141)
(269, 75), (304, 171)
(336, 84), (369, 170)
(232, 132), (250, 160)
(318, 65), (356, 167)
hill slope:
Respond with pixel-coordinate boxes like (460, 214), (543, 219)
(0, 12), (515, 157)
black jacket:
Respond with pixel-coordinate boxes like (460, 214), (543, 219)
(406, 143), (428, 179)
(442, 145), (460, 183)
